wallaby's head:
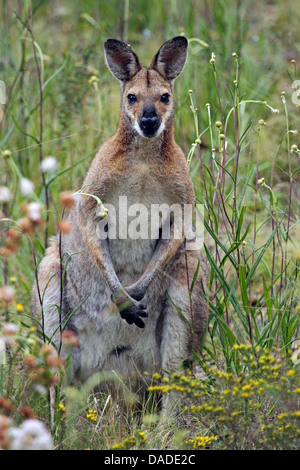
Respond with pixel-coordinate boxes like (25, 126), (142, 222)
(104, 37), (188, 139)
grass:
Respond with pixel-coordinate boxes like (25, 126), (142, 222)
(0, 0), (300, 450)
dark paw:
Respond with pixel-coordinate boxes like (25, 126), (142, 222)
(125, 285), (146, 302)
(111, 289), (148, 328)
(119, 303), (148, 328)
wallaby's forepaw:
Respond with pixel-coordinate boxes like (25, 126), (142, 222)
(125, 284), (146, 302)
(111, 291), (148, 328)
(119, 302), (147, 328)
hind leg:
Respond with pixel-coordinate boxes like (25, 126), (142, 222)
(31, 237), (82, 381)
(160, 248), (207, 374)
(157, 249), (207, 415)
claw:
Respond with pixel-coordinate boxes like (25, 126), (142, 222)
(134, 317), (145, 328)
(139, 310), (148, 318)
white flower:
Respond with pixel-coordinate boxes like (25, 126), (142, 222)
(27, 202), (42, 221)
(20, 178), (34, 196)
(2, 322), (18, 336)
(33, 384), (47, 395)
(0, 186), (12, 203)
(40, 156), (57, 173)
(0, 286), (15, 304)
(9, 419), (53, 450)
(1, 322), (18, 345)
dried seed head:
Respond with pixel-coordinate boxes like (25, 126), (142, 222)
(60, 191), (75, 209)
(17, 217), (35, 235)
(61, 330), (80, 349)
(88, 75), (99, 84)
(58, 220), (72, 234)
(0, 397), (14, 414)
(0, 246), (17, 258)
(23, 355), (38, 368)
(19, 406), (36, 420)
(7, 228), (22, 243)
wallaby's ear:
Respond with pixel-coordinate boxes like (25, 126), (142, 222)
(104, 39), (142, 81)
(150, 36), (188, 81)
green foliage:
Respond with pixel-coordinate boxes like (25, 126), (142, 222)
(149, 347), (300, 450)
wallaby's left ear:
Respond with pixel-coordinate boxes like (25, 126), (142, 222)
(104, 39), (142, 81)
(150, 36), (188, 81)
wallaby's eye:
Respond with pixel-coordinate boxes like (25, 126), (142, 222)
(161, 93), (170, 104)
(128, 94), (138, 104)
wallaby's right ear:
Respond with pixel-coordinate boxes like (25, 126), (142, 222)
(150, 36), (188, 82)
(104, 39), (142, 81)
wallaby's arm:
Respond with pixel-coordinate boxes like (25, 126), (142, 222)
(77, 197), (147, 328)
(126, 213), (189, 302)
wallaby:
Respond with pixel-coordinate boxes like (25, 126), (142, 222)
(31, 37), (207, 399)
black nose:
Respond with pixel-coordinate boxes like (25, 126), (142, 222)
(140, 110), (159, 137)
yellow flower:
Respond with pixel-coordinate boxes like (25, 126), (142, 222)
(86, 409), (97, 421)
(277, 413), (288, 420)
(214, 407), (224, 413)
(286, 370), (295, 378)
(58, 402), (66, 412)
(152, 373), (161, 380)
(16, 303), (24, 312)
(138, 431), (146, 443)
(242, 384), (252, 391)
(189, 435), (217, 449)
